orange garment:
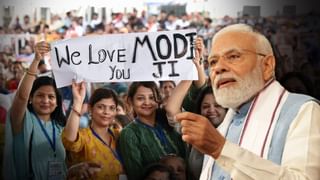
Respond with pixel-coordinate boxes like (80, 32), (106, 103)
(62, 128), (123, 180)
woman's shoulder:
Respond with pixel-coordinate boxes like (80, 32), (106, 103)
(121, 121), (139, 132)
(120, 121), (145, 139)
(78, 127), (92, 135)
(70, 127), (92, 141)
(24, 108), (36, 119)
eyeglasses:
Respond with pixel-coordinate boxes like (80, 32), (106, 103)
(208, 49), (267, 68)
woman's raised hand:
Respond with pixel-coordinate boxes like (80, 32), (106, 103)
(193, 37), (204, 66)
(72, 81), (86, 105)
(34, 41), (51, 61)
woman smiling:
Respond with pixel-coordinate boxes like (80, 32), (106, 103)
(62, 83), (124, 180)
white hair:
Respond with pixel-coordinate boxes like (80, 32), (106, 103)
(212, 24), (273, 55)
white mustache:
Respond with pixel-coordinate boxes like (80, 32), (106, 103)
(213, 74), (239, 88)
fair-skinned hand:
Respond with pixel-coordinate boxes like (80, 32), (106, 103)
(193, 37), (204, 67)
(71, 81), (86, 105)
(34, 41), (51, 61)
(175, 112), (226, 159)
(67, 162), (102, 180)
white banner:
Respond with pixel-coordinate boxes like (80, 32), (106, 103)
(50, 29), (198, 88)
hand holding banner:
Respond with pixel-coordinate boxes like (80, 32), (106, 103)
(50, 29), (198, 87)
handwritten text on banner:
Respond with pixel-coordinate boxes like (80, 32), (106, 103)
(50, 29), (198, 87)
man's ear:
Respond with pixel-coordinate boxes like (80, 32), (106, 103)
(262, 55), (275, 81)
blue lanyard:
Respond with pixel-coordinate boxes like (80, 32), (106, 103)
(34, 114), (56, 157)
(136, 119), (172, 153)
(90, 127), (121, 162)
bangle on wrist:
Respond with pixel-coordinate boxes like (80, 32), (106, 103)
(72, 107), (81, 117)
(26, 71), (37, 77)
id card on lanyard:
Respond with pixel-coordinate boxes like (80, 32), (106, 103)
(48, 161), (64, 180)
(136, 119), (172, 153)
(35, 114), (64, 179)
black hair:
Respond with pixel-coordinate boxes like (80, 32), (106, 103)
(194, 86), (214, 114)
(204, 17), (212, 24)
(159, 154), (185, 166)
(89, 88), (119, 107)
(142, 163), (174, 180)
(127, 81), (162, 105)
(159, 81), (176, 88)
(93, 22), (105, 32)
(38, 60), (46, 67)
(12, 61), (22, 66)
(28, 76), (66, 126)
(127, 82), (173, 131)
(115, 114), (131, 128)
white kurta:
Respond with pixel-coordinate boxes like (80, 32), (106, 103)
(201, 101), (320, 180)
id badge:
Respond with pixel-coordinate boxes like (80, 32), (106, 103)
(48, 161), (64, 180)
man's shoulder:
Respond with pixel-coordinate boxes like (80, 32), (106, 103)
(286, 93), (318, 105)
(280, 93), (319, 117)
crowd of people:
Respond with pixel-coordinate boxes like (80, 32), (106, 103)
(1, 9), (319, 98)
(0, 7), (319, 180)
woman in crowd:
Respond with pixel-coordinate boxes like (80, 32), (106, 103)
(62, 83), (125, 179)
(159, 154), (187, 180)
(119, 81), (186, 180)
(166, 37), (227, 179)
(112, 114), (131, 131)
(166, 37), (207, 128)
(142, 163), (174, 180)
(4, 41), (67, 180)
(116, 98), (134, 121)
(159, 80), (176, 108)
(187, 86), (227, 179)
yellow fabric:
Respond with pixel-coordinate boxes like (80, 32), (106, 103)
(62, 127), (123, 180)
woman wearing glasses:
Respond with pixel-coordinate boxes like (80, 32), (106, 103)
(62, 83), (124, 180)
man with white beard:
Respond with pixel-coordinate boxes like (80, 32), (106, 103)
(175, 24), (320, 180)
